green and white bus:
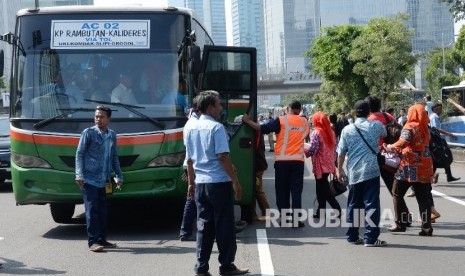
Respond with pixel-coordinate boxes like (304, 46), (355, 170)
(0, 5), (257, 223)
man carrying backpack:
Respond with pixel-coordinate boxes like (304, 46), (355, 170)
(429, 103), (460, 183)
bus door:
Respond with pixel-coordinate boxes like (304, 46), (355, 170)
(198, 45), (257, 214)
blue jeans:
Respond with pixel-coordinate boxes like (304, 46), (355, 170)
(180, 196), (197, 237)
(274, 161), (304, 216)
(194, 182), (237, 274)
(81, 184), (108, 247)
(346, 177), (381, 244)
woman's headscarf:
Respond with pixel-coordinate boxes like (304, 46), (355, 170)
(405, 103), (430, 144)
(312, 112), (336, 149)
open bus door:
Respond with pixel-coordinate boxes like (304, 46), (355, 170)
(198, 45), (257, 221)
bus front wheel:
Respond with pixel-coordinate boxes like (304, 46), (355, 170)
(50, 203), (75, 223)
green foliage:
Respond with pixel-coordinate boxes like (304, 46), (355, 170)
(0, 76), (6, 89)
(439, 0), (465, 21)
(282, 93), (313, 106)
(350, 16), (416, 104)
(424, 48), (460, 98)
(307, 15), (416, 112)
(306, 25), (369, 113)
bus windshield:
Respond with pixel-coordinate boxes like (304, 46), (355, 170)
(11, 12), (188, 130)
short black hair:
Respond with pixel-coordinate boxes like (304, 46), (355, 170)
(365, 96), (381, 112)
(289, 100), (302, 110)
(96, 105), (112, 117)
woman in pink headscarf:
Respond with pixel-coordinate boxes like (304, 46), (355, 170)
(305, 112), (342, 219)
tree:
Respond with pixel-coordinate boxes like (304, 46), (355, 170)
(424, 48), (460, 99)
(439, 0), (465, 21)
(349, 16), (417, 106)
(306, 25), (368, 113)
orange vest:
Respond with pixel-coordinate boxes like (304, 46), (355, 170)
(275, 115), (309, 162)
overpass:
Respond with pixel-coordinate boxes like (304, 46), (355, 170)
(257, 73), (322, 95)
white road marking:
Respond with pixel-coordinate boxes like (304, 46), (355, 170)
(256, 229), (275, 276)
(432, 189), (465, 207)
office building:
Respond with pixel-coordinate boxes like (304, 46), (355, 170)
(320, 0), (454, 53)
(168, 0), (227, 46)
(263, 0), (320, 75)
(231, 0), (266, 76)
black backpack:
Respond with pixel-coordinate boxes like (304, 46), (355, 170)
(429, 127), (453, 168)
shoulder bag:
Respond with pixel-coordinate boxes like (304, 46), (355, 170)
(354, 125), (386, 166)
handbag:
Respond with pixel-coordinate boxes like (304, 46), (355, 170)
(329, 174), (347, 197)
(380, 148), (401, 173)
(354, 125), (385, 166)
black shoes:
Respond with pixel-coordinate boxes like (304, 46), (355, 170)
(180, 235), (196, 242)
(219, 267), (249, 275)
(447, 176), (460, 182)
(419, 228), (433, 236)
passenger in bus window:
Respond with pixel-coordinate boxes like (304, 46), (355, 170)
(161, 77), (187, 113)
(91, 74), (113, 102)
(111, 70), (137, 105)
(55, 67), (84, 104)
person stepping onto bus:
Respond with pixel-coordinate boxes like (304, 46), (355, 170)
(75, 105), (123, 252)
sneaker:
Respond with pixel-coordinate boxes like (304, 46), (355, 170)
(348, 237), (364, 245)
(100, 241), (117, 248)
(364, 239), (387, 247)
(89, 244), (104, 252)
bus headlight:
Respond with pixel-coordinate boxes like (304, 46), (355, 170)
(147, 152), (185, 167)
(12, 152), (52, 168)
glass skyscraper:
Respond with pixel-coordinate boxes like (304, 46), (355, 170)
(168, 0), (227, 46)
(231, 0), (266, 76)
(320, 0), (454, 54)
(263, 0), (320, 75)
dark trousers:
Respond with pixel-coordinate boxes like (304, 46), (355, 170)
(81, 184), (108, 247)
(194, 182), (237, 274)
(346, 177), (381, 244)
(274, 161), (304, 216)
(315, 173), (341, 216)
(180, 196), (197, 237)
(392, 180), (432, 230)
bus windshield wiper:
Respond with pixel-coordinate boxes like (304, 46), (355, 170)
(34, 107), (95, 129)
(84, 99), (165, 129)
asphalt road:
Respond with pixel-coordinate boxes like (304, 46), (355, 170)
(0, 147), (465, 276)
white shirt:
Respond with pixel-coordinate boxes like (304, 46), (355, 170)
(111, 83), (137, 104)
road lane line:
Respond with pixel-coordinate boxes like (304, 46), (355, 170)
(432, 190), (465, 207)
(256, 229), (275, 276)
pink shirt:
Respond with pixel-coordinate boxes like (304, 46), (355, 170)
(307, 131), (336, 179)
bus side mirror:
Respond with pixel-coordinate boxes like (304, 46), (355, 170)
(188, 46), (201, 74)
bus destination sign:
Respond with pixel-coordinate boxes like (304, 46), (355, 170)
(51, 20), (150, 49)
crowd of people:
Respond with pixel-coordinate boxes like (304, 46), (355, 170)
(75, 91), (463, 275)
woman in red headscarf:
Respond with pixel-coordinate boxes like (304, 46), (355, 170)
(305, 111), (341, 219)
(384, 103), (434, 236)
